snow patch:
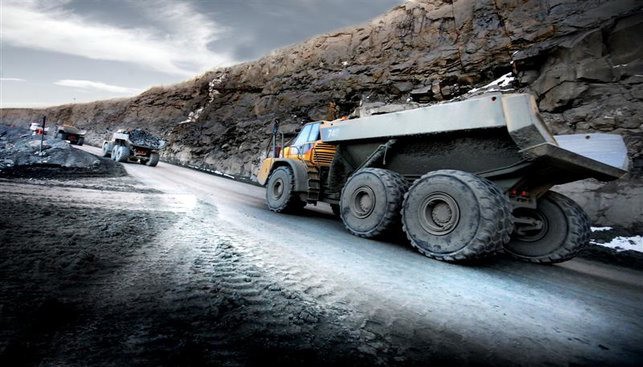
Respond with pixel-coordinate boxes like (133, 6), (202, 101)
(591, 226), (613, 232)
(179, 107), (204, 125)
(591, 236), (643, 253)
(468, 72), (515, 94)
(179, 73), (227, 124)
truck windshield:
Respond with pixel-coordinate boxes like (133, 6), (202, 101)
(292, 122), (320, 146)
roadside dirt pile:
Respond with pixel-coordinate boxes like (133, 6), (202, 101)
(0, 125), (124, 178)
(0, 1), (641, 224)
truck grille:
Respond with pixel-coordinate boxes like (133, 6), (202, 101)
(313, 143), (337, 166)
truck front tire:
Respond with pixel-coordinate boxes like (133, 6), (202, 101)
(102, 142), (111, 157)
(266, 166), (306, 213)
(402, 170), (513, 261)
(504, 191), (590, 263)
(115, 145), (130, 162)
(340, 168), (407, 238)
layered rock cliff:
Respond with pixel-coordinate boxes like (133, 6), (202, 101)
(2, 0), (642, 224)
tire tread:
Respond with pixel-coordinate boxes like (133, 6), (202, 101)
(505, 191), (590, 264)
(340, 168), (407, 239)
(267, 166), (306, 213)
(402, 169), (513, 262)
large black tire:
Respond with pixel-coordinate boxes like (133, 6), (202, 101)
(146, 152), (159, 167)
(55, 132), (64, 140)
(266, 166), (306, 213)
(116, 145), (130, 163)
(77, 137), (84, 146)
(339, 168), (407, 239)
(504, 191), (590, 263)
(402, 170), (513, 261)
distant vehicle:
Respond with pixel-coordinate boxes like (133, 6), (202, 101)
(102, 128), (165, 167)
(54, 125), (86, 145)
(29, 122), (49, 136)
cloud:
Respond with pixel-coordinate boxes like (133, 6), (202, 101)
(0, 78), (26, 82)
(2, 0), (236, 76)
(54, 79), (141, 94)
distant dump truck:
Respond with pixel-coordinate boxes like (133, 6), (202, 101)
(54, 125), (86, 145)
(102, 128), (165, 167)
(257, 93), (628, 264)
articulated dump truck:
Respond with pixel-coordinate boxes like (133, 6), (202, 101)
(257, 93), (628, 263)
(102, 129), (165, 167)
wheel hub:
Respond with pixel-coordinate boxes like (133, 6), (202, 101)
(419, 192), (460, 236)
(351, 186), (375, 219)
(272, 178), (284, 199)
(513, 209), (548, 242)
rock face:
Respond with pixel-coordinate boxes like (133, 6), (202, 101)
(1, 0), (641, 225)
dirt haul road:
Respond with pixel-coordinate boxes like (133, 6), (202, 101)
(1, 144), (642, 366)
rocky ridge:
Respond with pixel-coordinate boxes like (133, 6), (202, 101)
(1, 0), (641, 225)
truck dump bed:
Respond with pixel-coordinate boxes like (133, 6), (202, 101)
(320, 93), (627, 184)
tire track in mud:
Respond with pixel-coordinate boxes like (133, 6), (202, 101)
(197, 211), (444, 365)
(65, 198), (387, 366)
(200, 208), (525, 366)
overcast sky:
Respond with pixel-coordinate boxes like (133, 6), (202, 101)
(0, 0), (404, 108)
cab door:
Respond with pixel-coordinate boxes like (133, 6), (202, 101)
(282, 122), (321, 163)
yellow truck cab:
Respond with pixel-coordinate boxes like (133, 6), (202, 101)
(257, 121), (336, 186)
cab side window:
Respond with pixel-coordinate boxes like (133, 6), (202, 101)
(292, 124), (312, 147)
(307, 123), (320, 143)
(289, 122), (320, 155)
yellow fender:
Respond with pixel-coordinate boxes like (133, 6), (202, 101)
(257, 158), (309, 192)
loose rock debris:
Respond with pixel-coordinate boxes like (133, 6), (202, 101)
(0, 125), (124, 178)
(125, 128), (165, 149)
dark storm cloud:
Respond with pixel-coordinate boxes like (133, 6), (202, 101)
(1, 0), (404, 107)
(65, 0), (404, 62)
(198, 0), (404, 60)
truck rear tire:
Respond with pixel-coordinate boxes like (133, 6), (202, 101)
(266, 166), (306, 213)
(402, 170), (513, 261)
(504, 191), (590, 263)
(340, 168), (407, 239)
(77, 137), (84, 146)
(146, 153), (159, 167)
